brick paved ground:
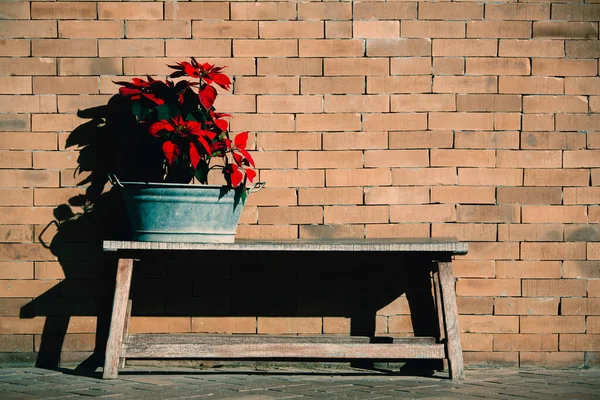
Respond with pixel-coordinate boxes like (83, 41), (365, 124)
(0, 366), (599, 399)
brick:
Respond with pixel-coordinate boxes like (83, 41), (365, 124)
(235, 77), (298, 95)
(432, 223), (497, 242)
(367, 38), (430, 57)
(433, 76), (496, 94)
(323, 132), (388, 150)
(499, 40), (564, 58)
(497, 261), (561, 279)
(0, 2), (30, 19)
(0, 115), (29, 132)
(325, 58), (389, 76)
(192, 21), (256, 39)
(0, 225), (33, 244)
(99, 2), (162, 20)
(455, 131), (519, 150)
(462, 333), (493, 351)
(564, 150), (600, 168)
(59, 20), (123, 39)
(402, 21), (464, 38)
(299, 3), (351, 21)
(364, 187), (429, 205)
(498, 187), (562, 205)
(58, 58), (121, 76)
(300, 225), (363, 240)
(32, 39), (97, 57)
(590, 243), (600, 260)
(391, 58), (432, 76)
(562, 261), (600, 278)
(431, 113), (494, 131)
(258, 95), (322, 113)
(522, 206), (587, 224)
(497, 150), (561, 169)
(0, 58), (56, 76)
(256, 132), (321, 152)
(124, 21), (191, 39)
(325, 21), (352, 39)
(32, 114), (82, 132)
(390, 204), (455, 223)
(521, 242), (586, 260)
(534, 22), (598, 40)
(463, 351), (518, 367)
(557, 115), (600, 131)
(258, 206), (322, 225)
(124, 57), (255, 77)
(301, 77), (364, 94)
(234, 39), (297, 57)
(562, 299), (600, 316)
(242, 152), (298, 170)
(0, 170), (58, 188)
(260, 21), (324, 39)
(325, 95), (388, 113)
(0, 95), (56, 113)
(552, 4), (600, 22)
(565, 188), (600, 205)
(231, 2), (295, 21)
(230, 114), (294, 132)
(236, 225), (297, 241)
(561, 335), (600, 351)
(433, 58), (464, 75)
(388, 316), (413, 334)
(33, 77), (98, 95)
(354, 21), (399, 38)
(523, 279), (587, 297)
(566, 40), (600, 58)
(0, 39), (29, 56)
(456, 94), (521, 112)
(590, 280), (600, 296)
(495, 334), (557, 352)
(299, 39), (364, 58)
(523, 132), (586, 151)
(420, 3), (483, 20)
(34, 188), (85, 207)
(363, 113), (427, 131)
(467, 21), (531, 39)
(486, 3), (549, 21)
(326, 168), (389, 187)
(588, 133), (600, 149)
(453, 261), (495, 279)
(365, 149), (429, 167)
(494, 113), (521, 131)
(521, 316), (585, 334)
(432, 186), (495, 204)
(433, 39), (497, 56)
(458, 168), (522, 186)
(0, 335), (32, 352)
(389, 131), (453, 149)
(431, 149), (495, 167)
(524, 169), (589, 187)
(0, 316), (96, 334)
(460, 316), (518, 333)
(297, 114), (361, 132)
(460, 242), (519, 260)
(0, 189), (32, 206)
(391, 94), (454, 112)
(500, 77), (564, 95)
(366, 223), (430, 239)
(322, 317), (350, 334)
(258, 59), (321, 77)
(520, 352), (584, 368)
(564, 225), (600, 242)
(495, 297), (559, 316)
(590, 318), (600, 334)
(535, 60), (597, 79)
(0, 279), (59, 298)
(0, 132), (56, 151)
(592, 207), (600, 223)
(522, 114), (555, 132)
(0, 151), (31, 169)
(368, 76), (432, 93)
(167, 39), (231, 57)
(32, 2), (96, 19)
(298, 151), (362, 169)
(58, 94), (112, 113)
(324, 206), (388, 224)
(392, 167), (456, 185)
(0, 20), (56, 39)
(466, 58), (530, 76)
(566, 78), (600, 95)
(354, 2), (416, 20)
(129, 317), (190, 334)
(0, 207), (56, 225)
(458, 205), (519, 223)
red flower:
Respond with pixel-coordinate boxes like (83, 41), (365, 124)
(168, 57), (232, 91)
(114, 77), (165, 105)
(149, 116), (216, 161)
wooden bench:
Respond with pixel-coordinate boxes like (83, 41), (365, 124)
(102, 238), (467, 380)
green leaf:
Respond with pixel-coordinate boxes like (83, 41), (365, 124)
(194, 159), (209, 184)
(131, 101), (151, 122)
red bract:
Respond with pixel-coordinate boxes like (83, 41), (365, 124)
(117, 58), (257, 192)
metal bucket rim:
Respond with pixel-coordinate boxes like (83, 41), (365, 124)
(119, 181), (231, 190)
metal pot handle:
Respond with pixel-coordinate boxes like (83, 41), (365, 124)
(249, 181), (266, 193)
(107, 173), (124, 188)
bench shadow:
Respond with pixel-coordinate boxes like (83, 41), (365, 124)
(21, 100), (444, 378)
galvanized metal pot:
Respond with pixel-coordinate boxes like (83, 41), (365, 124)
(111, 178), (264, 243)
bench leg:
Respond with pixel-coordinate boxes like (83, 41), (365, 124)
(103, 258), (134, 379)
(438, 261), (464, 381)
(119, 299), (133, 369)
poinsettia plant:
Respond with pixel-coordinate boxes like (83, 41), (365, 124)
(113, 57), (257, 197)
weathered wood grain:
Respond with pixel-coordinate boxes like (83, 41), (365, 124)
(438, 261), (465, 381)
(104, 238), (468, 254)
(122, 342), (446, 360)
(103, 258), (134, 379)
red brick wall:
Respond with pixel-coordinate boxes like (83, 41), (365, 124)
(0, 1), (599, 368)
